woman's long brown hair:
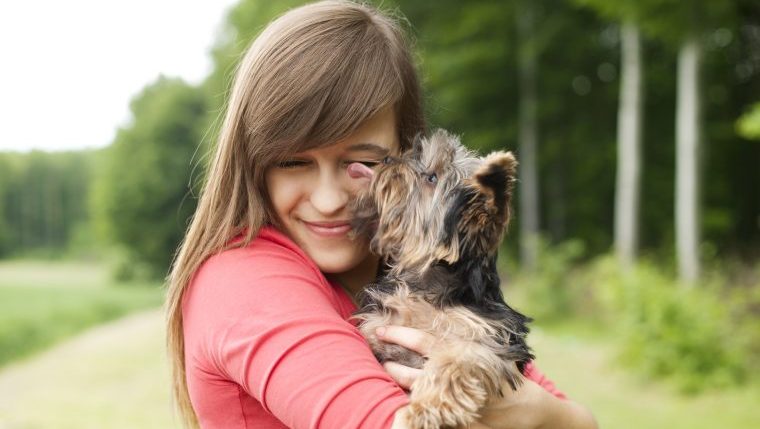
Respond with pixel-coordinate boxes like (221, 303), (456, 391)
(165, 1), (425, 427)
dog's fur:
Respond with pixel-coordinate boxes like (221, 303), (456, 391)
(350, 129), (533, 429)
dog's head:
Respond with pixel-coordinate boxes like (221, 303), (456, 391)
(350, 129), (517, 275)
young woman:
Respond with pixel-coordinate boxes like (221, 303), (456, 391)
(166, 1), (597, 428)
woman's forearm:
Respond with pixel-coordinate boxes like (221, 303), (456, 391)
(479, 379), (598, 429)
(537, 395), (598, 429)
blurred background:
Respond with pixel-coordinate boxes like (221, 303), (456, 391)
(0, 0), (759, 428)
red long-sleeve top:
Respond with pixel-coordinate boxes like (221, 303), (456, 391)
(182, 226), (565, 429)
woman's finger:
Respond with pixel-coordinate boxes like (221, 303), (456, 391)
(375, 325), (436, 356)
(383, 361), (422, 390)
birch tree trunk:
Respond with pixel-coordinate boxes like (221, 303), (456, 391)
(517, 1), (539, 271)
(676, 35), (701, 283)
(614, 22), (643, 271)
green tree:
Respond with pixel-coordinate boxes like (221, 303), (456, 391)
(516, 0), (541, 271)
(574, 0), (645, 271)
(640, 0), (735, 283)
(0, 151), (93, 256)
(0, 154), (15, 256)
(92, 76), (207, 277)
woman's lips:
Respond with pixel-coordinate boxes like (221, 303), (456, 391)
(302, 220), (352, 237)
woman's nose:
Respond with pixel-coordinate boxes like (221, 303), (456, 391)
(310, 173), (349, 216)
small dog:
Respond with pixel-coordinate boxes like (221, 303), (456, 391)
(349, 129), (533, 429)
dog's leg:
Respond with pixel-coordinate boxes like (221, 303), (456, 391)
(398, 340), (517, 429)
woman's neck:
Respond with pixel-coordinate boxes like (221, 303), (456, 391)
(327, 253), (381, 303)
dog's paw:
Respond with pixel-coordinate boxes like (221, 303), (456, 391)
(399, 400), (479, 429)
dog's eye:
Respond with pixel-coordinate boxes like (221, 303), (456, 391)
(382, 156), (394, 165)
(425, 172), (438, 185)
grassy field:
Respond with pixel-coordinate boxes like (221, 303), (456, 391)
(530, 325), (760, 429)
(0, 260), (164, 367)
(0, 309), (175, 429)
(0, 260), (758, 428)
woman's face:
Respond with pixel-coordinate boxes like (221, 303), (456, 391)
(265, 106), (400, 274)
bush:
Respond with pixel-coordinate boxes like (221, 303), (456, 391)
(506, 243), (760, 392)
(583, 256), (750, 392)
(501, 238), (586, 323)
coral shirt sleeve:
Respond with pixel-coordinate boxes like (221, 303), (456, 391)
(183, 243), (408, 429)
(522, 361), (568, 400)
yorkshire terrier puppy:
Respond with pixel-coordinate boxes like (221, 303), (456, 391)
(349, 129), (533, 429)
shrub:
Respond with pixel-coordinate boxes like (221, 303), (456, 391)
(507, 243), (759, 392)
(583, 256), (748, 392)
(501, 239), (586, 323)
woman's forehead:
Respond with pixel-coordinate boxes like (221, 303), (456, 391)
(300, 106), (400, 156)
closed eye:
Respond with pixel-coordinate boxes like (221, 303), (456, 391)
(277, 159), (310, 169)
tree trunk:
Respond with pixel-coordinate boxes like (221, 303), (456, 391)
(614, 22), (643, 271)
(675, 35), (701, 283)
(517, 1), (539, 271)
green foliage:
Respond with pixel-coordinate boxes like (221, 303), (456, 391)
(1, 0), (758, 274)
(0, 151), (95, 257)
(737, 102), (760, 140)
(91, 77), (207, 278)
(203, 0), (305, 130)
(512, 245), (759, 392)
(503, 238), (587, 323)
(589, 257), (749, 392)
(397, 0), (625, 253)
(574, 0), (736, 46)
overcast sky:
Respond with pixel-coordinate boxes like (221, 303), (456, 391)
(0, 0), (239, 152)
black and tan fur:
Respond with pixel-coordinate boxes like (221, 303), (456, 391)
(350, 129), (533, 429)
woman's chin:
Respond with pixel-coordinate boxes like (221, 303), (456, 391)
(311, 248), (366, 274)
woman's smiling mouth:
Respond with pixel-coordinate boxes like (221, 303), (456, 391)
(302, 220), (353, 237)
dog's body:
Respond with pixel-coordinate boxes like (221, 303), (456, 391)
(350, 130), (533, 429)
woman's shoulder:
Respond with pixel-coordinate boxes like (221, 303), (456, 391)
(195, 225), (322, 284)
(182, 226), (343, 315)
(183, 225), (345, 325)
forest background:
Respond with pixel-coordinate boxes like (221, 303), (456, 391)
(1, 0), (759, 427)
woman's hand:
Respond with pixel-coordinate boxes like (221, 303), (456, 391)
(374, 325), (433, 390)
(477, 379), (598, 429)
(377, 325), (598, 429)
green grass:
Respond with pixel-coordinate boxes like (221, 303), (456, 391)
(530, 324), (760, 428)
(0, 260), (164, 367)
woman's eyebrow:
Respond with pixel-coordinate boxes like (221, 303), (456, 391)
(346, 142), (390, 156)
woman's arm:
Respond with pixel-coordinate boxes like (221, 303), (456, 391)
(184, 246), (409, 429)
(377, 325), (598, 429)
(477, 379), (598, 429)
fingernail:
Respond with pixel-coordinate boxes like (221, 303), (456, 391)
(376, 327), (386, 337)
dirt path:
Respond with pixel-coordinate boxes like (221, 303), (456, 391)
(0, 309), (177, 429)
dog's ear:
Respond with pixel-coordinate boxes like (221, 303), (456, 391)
(473, 151), (518, 224)
(410, 133), (425, 160)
